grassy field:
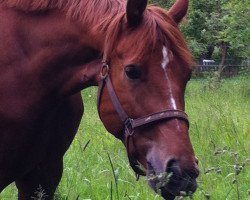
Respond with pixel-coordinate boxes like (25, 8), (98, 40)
(1, 76), (249, 200)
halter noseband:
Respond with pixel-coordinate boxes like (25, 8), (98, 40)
(97, 61), (189, 179)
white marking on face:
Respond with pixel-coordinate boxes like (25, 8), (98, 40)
(161, 46), (177, 110)
(161, 46), (169, 70)
(169, 96), (177, 110)
(161, 46), (180, 130)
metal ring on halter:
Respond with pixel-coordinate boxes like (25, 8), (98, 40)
(101, 63), (110, 79)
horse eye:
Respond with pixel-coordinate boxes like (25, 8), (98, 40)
(125, 66), (142, 80)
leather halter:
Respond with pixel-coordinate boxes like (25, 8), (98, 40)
(97, 61), (189, 179)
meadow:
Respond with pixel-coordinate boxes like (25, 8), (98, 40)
(1, 75), (249, 200)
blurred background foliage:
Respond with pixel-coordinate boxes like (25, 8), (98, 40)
(149, 0), (250, 63)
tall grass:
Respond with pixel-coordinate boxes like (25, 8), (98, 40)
(0, 76), (249, 200)
(185, 76), (250, 200)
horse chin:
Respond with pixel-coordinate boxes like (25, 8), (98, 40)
(148, 177), (197, 200)
(159, 190), (176, 200)
(146, 164), (198, 200)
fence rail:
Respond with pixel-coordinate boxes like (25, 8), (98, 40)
(193, 64), (250, 77)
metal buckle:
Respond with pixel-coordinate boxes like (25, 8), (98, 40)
(101, 62), (109, 79)
(124, 118), (134, 136)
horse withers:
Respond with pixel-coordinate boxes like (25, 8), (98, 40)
(0, 0), (199, 199)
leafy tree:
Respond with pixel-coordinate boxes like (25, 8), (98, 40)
(149, 0), (250, 69)
(181, 0), (229, 61)
(221, 0), (250, 59)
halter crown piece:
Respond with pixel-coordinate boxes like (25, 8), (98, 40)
(97, 57), (189, 180)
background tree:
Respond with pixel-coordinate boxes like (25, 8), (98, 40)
(149, 0), (249, 66)
(221, 0), (250, 60)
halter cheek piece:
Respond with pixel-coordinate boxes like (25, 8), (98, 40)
(97, 61), (189, 179)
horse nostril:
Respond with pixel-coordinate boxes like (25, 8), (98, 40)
(166, 159), (181, 178)
(165, 158), (200, 180)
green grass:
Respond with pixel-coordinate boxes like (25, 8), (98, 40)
(0, 76), (249, 200)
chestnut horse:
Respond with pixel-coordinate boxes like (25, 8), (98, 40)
(0, 0), (199, 199)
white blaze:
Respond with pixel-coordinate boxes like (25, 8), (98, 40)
(161, 46), (169, 70)
(161, 46), (177, 110)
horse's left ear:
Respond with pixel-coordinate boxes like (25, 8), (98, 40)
(126, 0), (147, 27)
(168, 0), (189, 24)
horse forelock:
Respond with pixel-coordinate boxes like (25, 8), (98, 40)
(103, 5), (194, 69)
(147, 6), (194, 68)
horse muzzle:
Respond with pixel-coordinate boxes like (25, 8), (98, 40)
(146, 157), (199, 200)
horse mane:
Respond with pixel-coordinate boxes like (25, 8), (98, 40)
(0, 0), (54, 11)
(1, 0), (193, 68)
(0, 0), (125, 27)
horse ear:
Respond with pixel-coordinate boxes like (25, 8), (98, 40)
(126, 0), (147, 27)
(168, 0), (189, 24)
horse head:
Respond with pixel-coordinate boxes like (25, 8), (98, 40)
(97, 0), (199, 199)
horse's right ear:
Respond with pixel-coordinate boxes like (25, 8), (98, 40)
(126, 0), (147, 28)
